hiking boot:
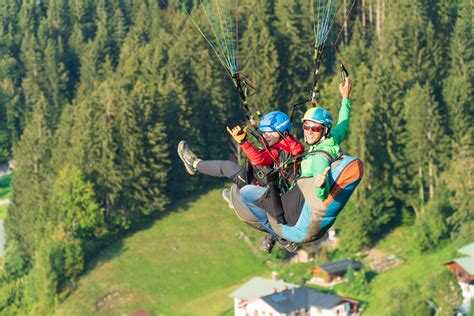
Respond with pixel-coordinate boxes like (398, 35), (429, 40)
(260, 233), (277, 253)
(177, 141), (200, 175)
(277, 239), (299, 253)
(222, 188), (234, 209)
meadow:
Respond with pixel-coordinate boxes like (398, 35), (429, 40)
(57, 185), (463, 315)
(0, 176), (11, 220)
(57, 186), (270, 315)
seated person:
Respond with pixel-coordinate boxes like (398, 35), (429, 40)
(239, 78), (354, 251)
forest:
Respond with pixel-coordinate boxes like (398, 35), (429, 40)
(0, 0), (472, 314)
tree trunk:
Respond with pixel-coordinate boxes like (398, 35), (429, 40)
(418, 166), (424, 213)
(376, 0), (381, 38)
(369, 1), (373, 24)
(381, 0), (385, 38)
(362, 0), (366, 30)
(428, 160), (434, 200)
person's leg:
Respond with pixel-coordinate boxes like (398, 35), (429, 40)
(260, 233), (277, 253)
(196, 160), (242, 178)
(239, 185), (280, 238)
(178, 141), (243, 179)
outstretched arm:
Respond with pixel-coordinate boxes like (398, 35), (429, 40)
(330, 77), (353, 145)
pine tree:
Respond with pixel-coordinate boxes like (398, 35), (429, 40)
(42, 38), (69, 126)
(273, 0), (313, 108)
(26, 237), (59, 314)
(115, 79), (170, 219)
(19, 33), (44, 117)
(0, 58), (22, 158)
(4, 93), (53, 276)
(442, 0), (473, 153)
(379, 0), (440, 87)
(443, 154), (473, 243)
(49, 164), (106, 238)
(404, 83), (446, 216)
(70, 60), (123, 231)
(240, 8), (280, 114)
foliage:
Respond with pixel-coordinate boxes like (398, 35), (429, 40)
(386, 282), (432, 316)
(425, 270), (463, 315)
(56, 188), (268, 315)
(0, 0), (471, 313)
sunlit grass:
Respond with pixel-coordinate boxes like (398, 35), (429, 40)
(0, 176), (11, 220)
(0, 176), (11, 200)
(57, 186), (269, 316)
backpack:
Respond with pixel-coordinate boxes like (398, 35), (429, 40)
(321, 154), (364, 231)
(265, 150), (363, 243)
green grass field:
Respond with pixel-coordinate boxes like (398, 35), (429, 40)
(323, 226), (459, 315)
(57, 186), (269, 316)
(56, 184), (463, 316)
(363, 228), (458, 315)
(0, 176), (11, 220)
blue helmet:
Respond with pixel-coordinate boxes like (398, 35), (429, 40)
(302, 107), (333, 134)
(259, 111), (292, 133)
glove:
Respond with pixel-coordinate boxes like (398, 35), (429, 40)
(226, 125), (248, 144)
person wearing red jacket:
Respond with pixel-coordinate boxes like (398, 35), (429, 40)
(178, 111), (303, 184)
(178, 111), (304, 252)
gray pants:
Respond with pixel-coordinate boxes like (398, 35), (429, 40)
(196, 160), (249, 188)
(196, 160), (242, 179)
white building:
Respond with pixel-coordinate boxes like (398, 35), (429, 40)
(446, 243), (474, 312)
(230, 277), (359, 316)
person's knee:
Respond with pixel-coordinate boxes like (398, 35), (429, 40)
(239, 186), (253, 204)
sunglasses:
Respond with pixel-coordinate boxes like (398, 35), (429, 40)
(303, 124), (324, 132)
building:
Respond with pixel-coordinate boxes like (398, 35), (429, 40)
(310, 259), (362, 287)
(445, 243), (474, 311)
(229, 276), (298, 316)
(231, 282), (359, 316)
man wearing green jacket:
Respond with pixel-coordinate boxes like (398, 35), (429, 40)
(239, 77), (352, 246)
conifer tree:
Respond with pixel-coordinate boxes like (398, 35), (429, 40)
(273, 0), (313, 107)
(49, 164), (106, 238)
(404, 83), (446, 216)
(4, 93), (53, 275)
(42, 38), (69, 126)
(240, 8), (280, 114)
(70, 61), (123, 230)
(26, 238), (58, 314)
(442, 0), (473, 153)
(0, 59), (22, 158)
(443, 155), (473, 243)
(115, 79), (170, 218)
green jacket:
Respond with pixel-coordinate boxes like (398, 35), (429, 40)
(299, 98), (352, 199)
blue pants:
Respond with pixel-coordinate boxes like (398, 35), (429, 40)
(239, 185), (280, 239)
(240, 184), (313, 243)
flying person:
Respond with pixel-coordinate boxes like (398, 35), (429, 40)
(238, 77), (360, 252)
(178, 112), (304, 252)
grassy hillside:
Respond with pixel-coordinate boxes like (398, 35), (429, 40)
(57, 185), (269, 315)
(327, 226), (459, 315)
(363, 228), (459, 315)
(0, 176), (11, 219)
(56, 183), (463, 315)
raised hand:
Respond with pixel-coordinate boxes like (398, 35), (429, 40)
(226, 125), (248, 144)
(339, 77), (352, 99)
